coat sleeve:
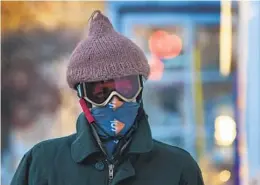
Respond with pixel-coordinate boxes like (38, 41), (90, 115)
(10, 150), (32, 185)
(179, 154), (205, 185)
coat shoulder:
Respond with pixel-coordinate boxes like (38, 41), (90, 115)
(33, 134), (76, 152)
(152, 140), (204, 184)
(11, 134), (77, 185)
(29, 134), (76, 163)
(153, 139), (191, 157)
(152, 140), (198, 168)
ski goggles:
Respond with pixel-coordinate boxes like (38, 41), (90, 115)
(76, 75), (142, 107)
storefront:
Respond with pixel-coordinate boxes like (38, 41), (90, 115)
(106, 1), (238, 185)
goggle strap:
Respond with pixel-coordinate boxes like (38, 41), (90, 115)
(136, 76), (143, 102)
(79, 98), (108, 156)
(79, 98), (95, 124)
(90, 124), (108, 157)
(119, 138), (133, 156)
(114, 107), (144, 157)
(93, 123), (112, 138)
(76, 84), (84, 98)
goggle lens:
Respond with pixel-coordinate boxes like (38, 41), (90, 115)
(79, 75), (142, 106)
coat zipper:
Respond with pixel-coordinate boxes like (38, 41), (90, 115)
(107, 162), (115, 185)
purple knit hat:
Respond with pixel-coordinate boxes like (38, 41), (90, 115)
(66, 10), (150, 89)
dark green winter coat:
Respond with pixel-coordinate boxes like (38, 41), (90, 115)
(11, 112), (204, 185)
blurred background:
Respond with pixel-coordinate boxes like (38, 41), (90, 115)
(1, 1), (260, 185)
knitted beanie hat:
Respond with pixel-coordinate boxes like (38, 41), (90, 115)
(67, 10), (150, 89)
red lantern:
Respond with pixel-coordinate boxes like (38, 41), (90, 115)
(149, 30), (182, 59)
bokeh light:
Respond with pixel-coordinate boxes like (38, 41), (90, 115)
(214, 115), (237, 146)
(149, 30), (182, 59)
(219, 170), (231, 182)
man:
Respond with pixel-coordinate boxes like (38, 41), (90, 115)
(11, 10), (204, 185)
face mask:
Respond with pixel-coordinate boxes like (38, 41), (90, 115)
(91, 97), (140, 156)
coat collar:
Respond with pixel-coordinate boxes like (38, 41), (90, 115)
(71, 112), (153, 163)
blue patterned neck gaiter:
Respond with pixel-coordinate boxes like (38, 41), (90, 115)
(91, 97), (140, 157)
